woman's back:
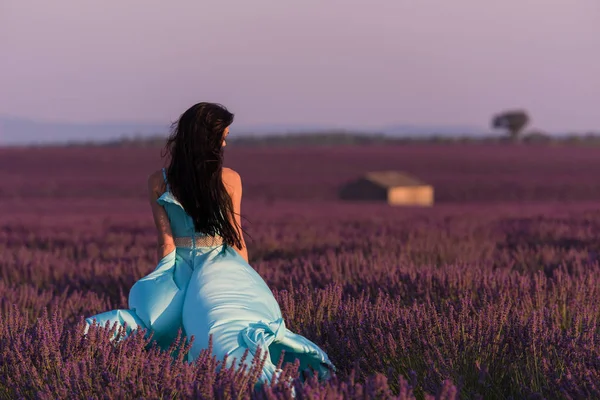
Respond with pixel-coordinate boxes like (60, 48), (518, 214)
(149, 166), (242, 247)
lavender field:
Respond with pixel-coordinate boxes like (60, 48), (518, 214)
(1, 144), (600, 399)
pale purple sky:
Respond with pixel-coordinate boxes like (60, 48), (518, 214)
(1, 0), (599, 133)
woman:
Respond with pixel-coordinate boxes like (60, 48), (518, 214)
(84, 102), (335, 387)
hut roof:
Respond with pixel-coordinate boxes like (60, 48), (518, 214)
(363, 171), (427, 188)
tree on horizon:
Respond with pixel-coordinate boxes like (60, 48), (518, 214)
(492, 110), (530, 142)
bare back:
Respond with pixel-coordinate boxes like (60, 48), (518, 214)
(147, 167), (248, 262)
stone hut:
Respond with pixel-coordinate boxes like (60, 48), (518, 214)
(339, 171), (434, 206)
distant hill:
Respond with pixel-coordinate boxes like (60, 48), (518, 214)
(0, 116), (170, 146)
(232, 123), (489, 137)
(0, 115), (490, 146)
(380, 124), (488, 136)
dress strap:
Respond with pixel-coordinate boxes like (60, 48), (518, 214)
(161, 167), (170, 192)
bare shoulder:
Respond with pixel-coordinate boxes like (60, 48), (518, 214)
(147, 169), (166, 195)
(222, 167), (242, 187)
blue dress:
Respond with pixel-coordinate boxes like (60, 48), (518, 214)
(84, 168), (335, 386)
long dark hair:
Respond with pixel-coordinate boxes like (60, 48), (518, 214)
(162, 102), (243, 249)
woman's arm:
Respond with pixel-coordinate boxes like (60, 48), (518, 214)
(147, 171), (175, 262)
(224, 168), (249, 263)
